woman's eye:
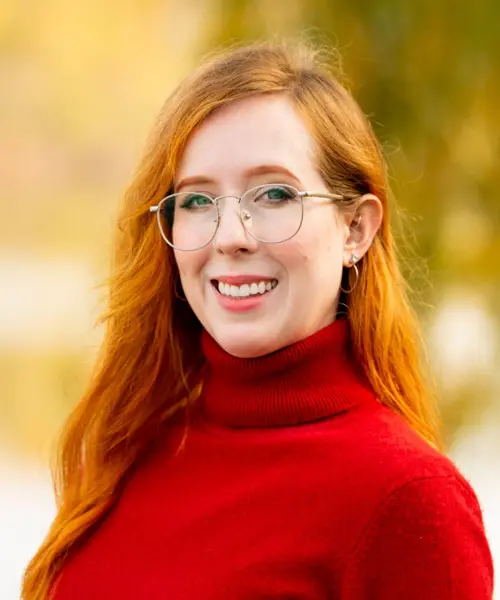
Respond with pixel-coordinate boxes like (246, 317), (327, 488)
(180, 194), (212, 209)
(267, 187), (287, 200)
(259, 186), (295, 202)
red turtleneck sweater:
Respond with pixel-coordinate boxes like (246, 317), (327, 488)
(53, 319), (494, 599)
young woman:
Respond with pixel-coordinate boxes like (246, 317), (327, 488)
(23, 41), (494, 599)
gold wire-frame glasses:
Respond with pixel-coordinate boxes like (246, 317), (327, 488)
(149, 183), (353, 251)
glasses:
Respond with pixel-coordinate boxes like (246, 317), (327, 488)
(149, 183), (350, 251)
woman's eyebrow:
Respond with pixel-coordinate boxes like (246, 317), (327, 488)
(244, 164), (302, 185)
(175, 175), (214, 190)
(175, 164), (302, 191)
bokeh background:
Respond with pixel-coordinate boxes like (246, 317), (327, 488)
(1, 0), (499, 597)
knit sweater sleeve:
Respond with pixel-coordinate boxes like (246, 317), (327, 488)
(340, 475), (494, 599)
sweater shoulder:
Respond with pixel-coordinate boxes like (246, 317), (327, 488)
(315, 400), (490, 576)
(340, 473), (494, 598)
(339, 399), (470, 491)
(313, 399), (482, 555)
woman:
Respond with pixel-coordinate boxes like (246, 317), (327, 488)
(23, 41), (494, 599)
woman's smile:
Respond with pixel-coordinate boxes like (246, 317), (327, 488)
(210, 277), (279, 313)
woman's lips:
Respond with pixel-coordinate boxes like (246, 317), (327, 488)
(211, 280), (277, 312)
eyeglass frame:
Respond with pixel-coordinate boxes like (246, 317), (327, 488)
(149, 183), (357, 251)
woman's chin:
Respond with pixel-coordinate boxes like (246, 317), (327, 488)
(209, 325), (281, 359)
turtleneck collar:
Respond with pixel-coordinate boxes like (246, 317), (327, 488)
(198, 318), (376, 428)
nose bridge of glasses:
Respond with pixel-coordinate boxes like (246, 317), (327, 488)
(212, 193), (254, 242)
(214, 193), (242, 205)
(214, 194), (246, 219)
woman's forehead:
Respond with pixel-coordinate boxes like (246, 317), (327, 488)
(175, 95), (319, 188)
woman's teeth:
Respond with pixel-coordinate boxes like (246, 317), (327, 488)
(217, 280), (278, 298)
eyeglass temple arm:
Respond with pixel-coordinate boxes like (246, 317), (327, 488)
(150, 206), (159, 213)
(300, 191), (347, 202)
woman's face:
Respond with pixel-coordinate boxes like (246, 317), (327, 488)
(174, 94), (352, 358)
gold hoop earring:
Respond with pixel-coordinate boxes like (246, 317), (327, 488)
(340, 255), (360, 294)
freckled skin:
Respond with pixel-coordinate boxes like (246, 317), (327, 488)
(174, 95), (349, 358)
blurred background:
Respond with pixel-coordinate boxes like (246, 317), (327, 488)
(1, 0), (499, 597)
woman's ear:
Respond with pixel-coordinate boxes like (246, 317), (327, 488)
(342, 194), (383, 266)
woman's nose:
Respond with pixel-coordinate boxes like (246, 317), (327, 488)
(211, 196), (259, 254)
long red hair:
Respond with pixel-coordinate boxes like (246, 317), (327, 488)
(22, 40), (443, 599)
